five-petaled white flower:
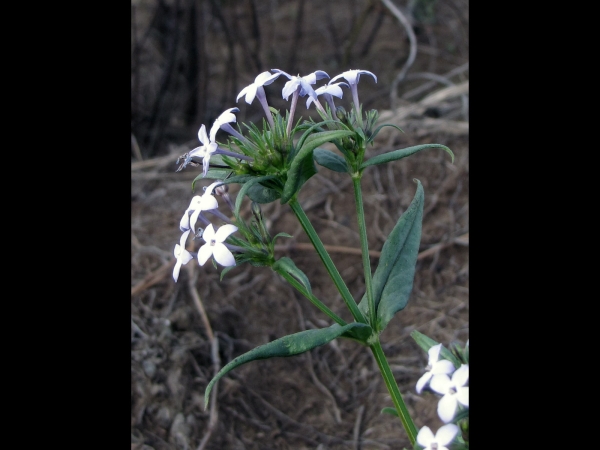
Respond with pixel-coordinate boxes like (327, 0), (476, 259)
(271, 69), (329, 102)
(209, 107), (240, 142)
(430, 364), (469, 423)
(416, 424), (460, 450)
(306, 82), (348, 111)
(237, 71), (281, 105)
(329, 69), (377, 118)
(416, 343), (456, 394)
(197, 223), (238, 267)
(173, 230), (194, 282)
(188, 124), (218, 177)
(179, 181), (222, 232)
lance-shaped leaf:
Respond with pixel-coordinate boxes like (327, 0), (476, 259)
(273, 257), (312, 294)
(204, 322), (372, 409)
(410, 330), (462, 368)
(358, 180), (424, 331)
(313, 148), (349, 173)
(281, 130), (353, 204)
(360, 144), (454, 170)
(247, 183), (281, 204)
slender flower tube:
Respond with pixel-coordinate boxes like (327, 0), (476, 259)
(416, 424), (460, 450)
(197, 223), (238, 267)
(329, 69), (377, 126)
(271, 69), (329, 135)
(415, 343), (456, 394)
(237, 71), (282, 128)
(173, 230), (194, 282)
(430, 364), (469, 423)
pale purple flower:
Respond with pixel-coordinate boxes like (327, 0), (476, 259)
(237, 71), (281, 105)
(197, 223), (238, 267)
(329, 69), (377, 124)
(179, 181), (222, 232)
(416, 344), (456, 394)
(210, 107), (240, 142)
(306, 82), (348, 112)
(430, 364), (469, 423)
(272, 69), (329, 102)
(416, 424), (460, 450)
(188, 124), (218, 177)
(173, 230), (194, 282)
(237, 71), (282, 128)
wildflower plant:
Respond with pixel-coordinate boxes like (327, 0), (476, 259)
(170, 68), (468, 448)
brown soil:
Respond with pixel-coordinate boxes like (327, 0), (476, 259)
(131, 1), (469, 449)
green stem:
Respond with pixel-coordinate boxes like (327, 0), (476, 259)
(352, 175), (376, 329)
(289, 198), (367, 324)
(370, 340), (418, 445)
(275, 268), (347, 327)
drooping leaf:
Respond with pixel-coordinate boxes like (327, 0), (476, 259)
(360, 144), (454, 170)
(273, 257), (312, 294)
(410, 330), (462, 369)
(281, 130), (354, 203)
(202, 168), (233, 181)
(313, 148), (349, 173)
(367, 123), (403, 143)
(204, 322), (372, 409)
(358, 180), (424, 331)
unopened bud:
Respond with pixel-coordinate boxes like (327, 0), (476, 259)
(335, 106), (347, 121)
(251, 202), (263, 221)
(215, 184), (229, 196)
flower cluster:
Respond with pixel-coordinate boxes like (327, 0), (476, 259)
(413, 340), (469, 449)
(171, 68), (378, 282)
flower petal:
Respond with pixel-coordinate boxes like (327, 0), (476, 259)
(432, 359), (456, 375)
(437, 395), (458, 423)
(199, 193), (218, 211)
(198, 124), (208, 144)
(214, 224), (238, 242)
(428, 343), (442, 363)
(416, 372), (432, 394)
(197, 243), (213, 266)
(429, 373), (451, 395)
(202, 223), (215, 242)
(456, 387), (469, 407)
(255, 70), (280, 86)
(436, 424), (459, 445)
(416, 426), (434, 446)
(237, 85), (256, 104)
(213, 243), (236, 266)
(452, 364), (469, 387)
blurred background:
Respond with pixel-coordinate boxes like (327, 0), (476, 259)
(132, 0), (468, 448)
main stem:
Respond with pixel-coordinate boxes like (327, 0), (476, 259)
(352, 175), (375, 329)
(370, 340), (418, 445)
(289, 198), (367, 324)
(353, 174), (417, 445)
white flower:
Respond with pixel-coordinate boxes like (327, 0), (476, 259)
(416, 424), (459, 450)
(173, 230), (194, 282)
(430, 364), (469, 423)
(188, 124), (218, 177)
(416, 344), (456, 394)
(179, 182), (221, 232)
(329, 69), (377, 116)
(209, 107), (240, 142)
(272, 69), (329, 101)
(197, 223), (238, 267)
(306, 82), (348, 110)
(237, 71), (281, 104)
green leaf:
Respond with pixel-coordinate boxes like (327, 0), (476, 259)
(410, 330), (462, 368)
(273, 232), (293, 242)
(367, 123), (403, 143)
(313, 148), (349, 173)
(202, 168), (233, 180)
(358, 180), (424, 331)
(273, 257), (312, 294)
(247, 183), (281, 204)
(204, 322), (372, 409)
(234, 175), (276, 218)
(381, 407), (399, 417)
(360, 144), (454, 170)
(281, 130), (353, 204)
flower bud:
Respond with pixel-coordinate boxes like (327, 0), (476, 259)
(335, 106), (347, 121)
